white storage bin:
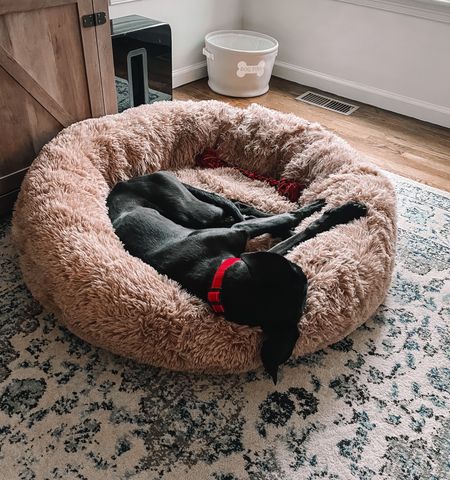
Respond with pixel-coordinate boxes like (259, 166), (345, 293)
(203, 30), (278, 97)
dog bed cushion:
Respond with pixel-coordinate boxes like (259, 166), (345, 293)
(12, 100), (396, 373)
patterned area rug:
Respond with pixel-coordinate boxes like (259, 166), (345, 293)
(115, 77), (172, 113)
(0, 173), (449, 480)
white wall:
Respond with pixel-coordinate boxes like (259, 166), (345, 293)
(243, 0), (450, 126)
(109, 0), (242, 87)
(109, 0), (450, 126)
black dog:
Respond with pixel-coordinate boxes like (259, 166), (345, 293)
(107, 171), (367, 382)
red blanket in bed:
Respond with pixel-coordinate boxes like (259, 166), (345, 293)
(195, 149), (305, 203)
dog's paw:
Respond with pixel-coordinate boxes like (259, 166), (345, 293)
(292, 199), (326, 218)
(340, 201), (368, 220)
(307, 198), (326, 210)
(322, 201), (368, 223)
(345, 200), (367, 215)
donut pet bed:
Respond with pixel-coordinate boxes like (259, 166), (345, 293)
(12, 100), (397, 373)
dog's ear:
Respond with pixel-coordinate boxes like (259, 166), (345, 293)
(241, 252), (306, 284)
(261, 328), (300, 384)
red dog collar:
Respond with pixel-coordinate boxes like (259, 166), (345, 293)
(208, 257), (240, 314)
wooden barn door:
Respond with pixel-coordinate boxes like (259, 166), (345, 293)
(0, 0), (117, 213)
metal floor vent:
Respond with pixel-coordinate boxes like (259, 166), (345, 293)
(296, 91), (359, 115)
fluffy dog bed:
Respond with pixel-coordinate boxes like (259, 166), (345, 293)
(12, 100), (396, 373)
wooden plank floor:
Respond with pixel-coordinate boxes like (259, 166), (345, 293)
(175, 77), (450, 192)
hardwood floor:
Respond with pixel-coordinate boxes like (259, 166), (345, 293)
(175, 77), (450, 192)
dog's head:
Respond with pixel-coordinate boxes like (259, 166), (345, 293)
(221, 252), (308, 383)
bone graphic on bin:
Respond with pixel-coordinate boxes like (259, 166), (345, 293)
(236, 60), (265, 78)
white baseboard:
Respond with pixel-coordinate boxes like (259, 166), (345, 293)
(171, 58), (450, 127)
(273, 61), (450, 128)
(173, 61), (207, 89)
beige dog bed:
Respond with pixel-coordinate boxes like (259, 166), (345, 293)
(12, 100), (396, 373)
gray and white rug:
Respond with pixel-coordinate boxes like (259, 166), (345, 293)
(0, 173), (449, 479)
(115, 77), (172, 113)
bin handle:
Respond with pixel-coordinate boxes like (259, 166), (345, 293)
(237, 60), (265, 78)
(202, 48), (214, 61)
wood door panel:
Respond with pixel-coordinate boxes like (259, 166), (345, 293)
(0, 66), (61, 193)
(93, 0), (118, 114)
(0, 45), (75, 127)
(0, 1), (78, 16)
(0, 0), (117, 205)
(77, 0), (107, 117)
(0, 3), (92, 121)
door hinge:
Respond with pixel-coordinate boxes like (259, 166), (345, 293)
(82, 12), (106, 28)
